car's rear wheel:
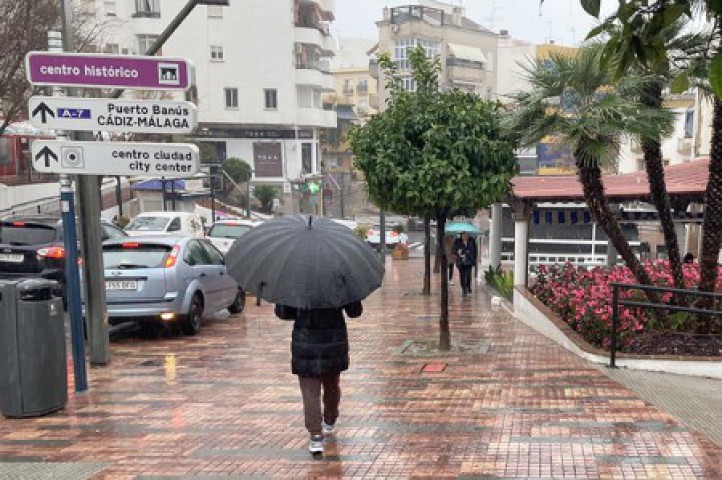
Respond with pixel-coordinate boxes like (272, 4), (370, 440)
(181, 294), (204, 336)
(228, 288), (245, 314)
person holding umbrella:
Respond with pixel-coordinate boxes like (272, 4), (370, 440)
(274, 301), (362, 454)
(453, 231), (477, 296)
(224, 215), (384, 455)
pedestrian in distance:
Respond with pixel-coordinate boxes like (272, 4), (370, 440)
(444, 234), (456, 285)
(274, 301), (363, 455)
(454, 231), (477, 297)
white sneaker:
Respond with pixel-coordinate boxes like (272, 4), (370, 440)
(308, 435), (324, 454)
(449, 280), (455, 285)
(322, 421), (335, 435)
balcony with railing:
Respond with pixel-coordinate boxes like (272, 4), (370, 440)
(294, 28), (335, 55)
(296, 67), (334, 91)
(297, 107), (337, 128)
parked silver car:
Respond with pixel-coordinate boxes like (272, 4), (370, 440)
(102, 236), (245, 335)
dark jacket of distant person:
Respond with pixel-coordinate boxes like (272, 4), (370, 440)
(274, 302), (363, 377)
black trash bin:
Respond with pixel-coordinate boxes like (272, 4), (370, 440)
(0, 279), (67, 418)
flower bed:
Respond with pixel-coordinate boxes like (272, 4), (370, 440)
(529, 261), (722, 353)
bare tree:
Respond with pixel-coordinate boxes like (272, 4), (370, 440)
(0, 1), (59, 135)
(0, 0), (114, 135)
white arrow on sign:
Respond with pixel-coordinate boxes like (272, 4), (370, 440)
(31, 140), (199, 177)
(28, 96), (198, 134)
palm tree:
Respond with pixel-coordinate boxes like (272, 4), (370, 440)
(597, 17), (713, 299)
(505, 45), (674, 292)
(636, 21), (712, 296)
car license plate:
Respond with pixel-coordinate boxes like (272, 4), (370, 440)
(0, 253), (24, 263)
(106, 280), (138, 291)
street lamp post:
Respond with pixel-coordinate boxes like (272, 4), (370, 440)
(112, 0), (230, 99)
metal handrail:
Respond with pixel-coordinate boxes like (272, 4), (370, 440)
(609, 282), (722, 368)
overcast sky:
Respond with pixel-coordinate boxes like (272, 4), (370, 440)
(334, 0), (616, 46)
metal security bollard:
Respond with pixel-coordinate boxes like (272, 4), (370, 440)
(0, 279), (68, 418)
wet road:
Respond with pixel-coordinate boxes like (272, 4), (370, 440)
(0, 259), (720, 478)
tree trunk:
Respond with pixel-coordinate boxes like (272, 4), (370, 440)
(698, 98), (722, 318)
(437, 211), (450, 350)
(578, 163), (659, 303)
(422, 217), (431, 295)
(641, 84), (686, 296)
(433, 220), (440, 274)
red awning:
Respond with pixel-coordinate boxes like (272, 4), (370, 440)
(511, 159), (710, 202)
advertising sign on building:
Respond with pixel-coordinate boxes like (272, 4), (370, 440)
(537, 136), (575, 175)
(253, 143), (283, 177)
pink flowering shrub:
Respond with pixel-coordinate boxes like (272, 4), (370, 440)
(529, 260), (722, 350)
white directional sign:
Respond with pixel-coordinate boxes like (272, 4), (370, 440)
(31, 140), (199, 177)
(28, 96), (198, 134)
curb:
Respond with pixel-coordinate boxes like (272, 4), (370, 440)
(500, 288), (722, 380)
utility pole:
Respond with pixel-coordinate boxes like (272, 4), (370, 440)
(61, 0), (109, 367)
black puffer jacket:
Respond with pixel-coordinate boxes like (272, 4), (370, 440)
(275, 302), (363, 377)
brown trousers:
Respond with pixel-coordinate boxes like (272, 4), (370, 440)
(298, 373), (341, 436)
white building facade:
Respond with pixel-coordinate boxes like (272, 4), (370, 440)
(86, 0), (337, 194)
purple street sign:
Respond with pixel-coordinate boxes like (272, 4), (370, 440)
(25, 51), (192, 91)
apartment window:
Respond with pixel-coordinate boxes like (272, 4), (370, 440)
(301, 143), (313, 174)
(136, 34), (159, 55)
(398, 77), (417, 92)
(104, 0), (116, 16)
(224, 88), (238, 109)
(210, 45), (224, 61)
(357, 79), (368, 94)
(134, 0), (160, 17)
(343, 79), (353, 94)
(264, 89), (278, 109)
(207, 5), (224, 17)
(394, 38), (439, 70)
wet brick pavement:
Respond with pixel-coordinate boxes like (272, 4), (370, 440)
(0, 259), (720, 478)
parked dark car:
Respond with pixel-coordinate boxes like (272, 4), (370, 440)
(0, 216), (127, 300)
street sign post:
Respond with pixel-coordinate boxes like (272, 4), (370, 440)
(32, 141), (200, 177)
(25, 51), (192, 91)
(28, 96), (198, 134)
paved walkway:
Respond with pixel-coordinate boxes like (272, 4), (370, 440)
(604, 368), (722, 448)
(0, 259), (720, 479)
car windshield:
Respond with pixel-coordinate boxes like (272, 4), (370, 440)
(125, 216), (170, 232)
(0, 222), (57, 245)
(208, 224), (252, 239)
(103, 244), (172, 269)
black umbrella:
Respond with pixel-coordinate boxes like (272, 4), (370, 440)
(225, 215), (385, 309)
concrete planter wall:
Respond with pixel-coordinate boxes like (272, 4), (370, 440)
(512, 287), (722, 380)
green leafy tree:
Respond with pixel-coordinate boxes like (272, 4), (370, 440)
(505, 45), (674, 298)
(563, 0), (722, 317)
(221, 158), (252, 207)
(253, 185), (280, 213)
(351, 46), (518, 350)
(222, 158), (252, 184)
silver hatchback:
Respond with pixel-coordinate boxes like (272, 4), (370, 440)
(102, 236), (245, 335)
